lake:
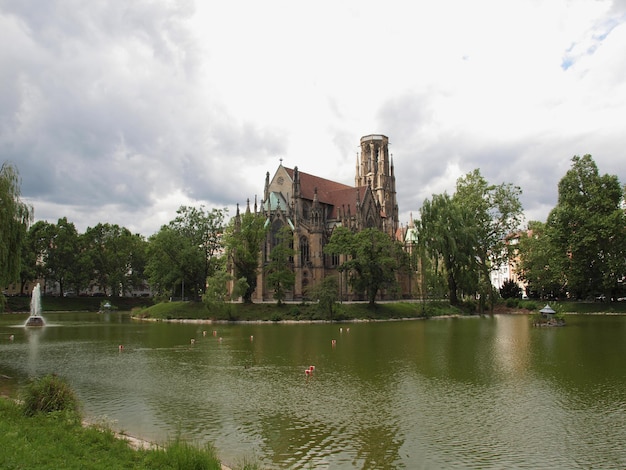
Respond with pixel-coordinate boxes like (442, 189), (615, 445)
(1, 312), (625, 469)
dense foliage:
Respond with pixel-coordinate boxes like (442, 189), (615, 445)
(325, 227), (405, 306)
(21, 374), (80, 418)
(519, 155), (626, 300)
(5, 154), (625, 307)
(416, 169), (523, 311)
(222, 208), (267, 303)
(0, 162), (33, 310)
(144, 205), (226, 300)
(264, 225), (295, 305)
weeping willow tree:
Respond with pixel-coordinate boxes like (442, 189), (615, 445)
(1, 162), (33, 309)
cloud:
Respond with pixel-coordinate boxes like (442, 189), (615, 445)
(2, 0), (626, 237)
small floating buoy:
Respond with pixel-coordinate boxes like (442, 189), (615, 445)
(212, 330), (217, 336)
(305, 369), (311, 376)
(191, 338), (195, 345)
(9, 335), (14, 341)
(331, 339), (337, 347)
(250, 335), (254, 341)
(118, 345), (124, 351)
(202, 330), (207, 337)
(309, 365), (315, 372)
(346, 328), (350, 333)
(218, 337), (222, 343)
(340, 327), (343, 333)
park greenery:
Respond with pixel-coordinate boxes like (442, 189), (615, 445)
(0, 375), (258, 470)
(2, 154), (626, 314)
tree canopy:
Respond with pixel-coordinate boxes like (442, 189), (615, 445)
(325, 227), (403, 306)
(145, 206), (226, 300)
(1, 163), (33, 303)
(264, 225), (295, 305)
(222, 207), (267, 303)
(545, 155), (626, 299)
(416, 169), (523, 310)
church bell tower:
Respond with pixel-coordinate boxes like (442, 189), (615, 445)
(355, 134), (398, 236)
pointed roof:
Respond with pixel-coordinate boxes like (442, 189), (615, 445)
(283, 167), (368, 219)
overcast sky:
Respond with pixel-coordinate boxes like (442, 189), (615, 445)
(2, 0), (626, 237)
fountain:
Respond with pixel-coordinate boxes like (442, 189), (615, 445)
(25, 283), (45, 327)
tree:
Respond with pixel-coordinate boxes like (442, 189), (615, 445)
(546, 155), (626, 299)
(1, 162), (33, 308)
(18, 221), (55, 295)
(145, 226), (188, 299)
(325, 227), (401, 306)
(306, 275), (339, 320)
(517, 221), (566, 299)
(46, 218), (80, 297)
(415, 193), (474, 306)
(499, 279), (522, 299)
(83, 223), (146, 296)
(145, 206), (226, 301)
(416, 169), (523, 311)
(223, 207), (267, 303)
(454, 169), (523, 312)
(265, 225), (295, 305)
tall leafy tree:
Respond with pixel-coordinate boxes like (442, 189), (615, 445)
(223, 207), (267, 303)
(415, 193), (474, 305)
(265, 225), (295, 305)
(546, 155), (626, 299)
(416, 169), (523, 311)
(146, 205), (226, 300)
(20, 221), (55, 294)
(46, 218), (80, 297)
(454, 169), (523, 312)
(517, 221), (566, 299)
(325, 227), (402, 306)
(1, 162), (33, 308)
(83, 223), (146, 296)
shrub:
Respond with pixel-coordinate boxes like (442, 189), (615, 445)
(500, 279), (522, 299)
(146, 437), (222, 470)
(21, 374), (80, 417)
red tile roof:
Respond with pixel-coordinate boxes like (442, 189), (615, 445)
(284, 167), (367, 219)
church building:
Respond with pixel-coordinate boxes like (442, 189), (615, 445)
(245, 134), (399, 302)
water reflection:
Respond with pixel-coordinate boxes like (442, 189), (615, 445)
(1, 313), (626, 468)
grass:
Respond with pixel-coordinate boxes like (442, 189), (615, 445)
(0, 398), (223, 469)
(134, 299), (462, 322)
(1, 374), (262, 469)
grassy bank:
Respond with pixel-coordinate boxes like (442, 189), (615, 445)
(0, 375), (257, 470)
(135, 300), (464, 322)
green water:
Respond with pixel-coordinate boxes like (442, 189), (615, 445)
(1, 312), (625, 469)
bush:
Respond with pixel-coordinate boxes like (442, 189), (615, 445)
(500, 279), (522, 299)
(21, 374), (80, 418)
(146, 438), (222, 470)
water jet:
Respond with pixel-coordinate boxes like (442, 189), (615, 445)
(25, 283), (45, 327)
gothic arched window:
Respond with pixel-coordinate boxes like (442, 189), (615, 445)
(300, 236), (310, 265)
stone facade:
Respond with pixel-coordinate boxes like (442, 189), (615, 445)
(246, 134), (399, 301)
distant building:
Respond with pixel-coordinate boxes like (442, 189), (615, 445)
(241, 134), (400, 301)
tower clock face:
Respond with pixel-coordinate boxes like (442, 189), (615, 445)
(277, 176), (284, 185)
